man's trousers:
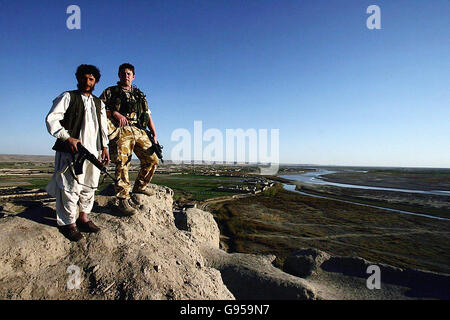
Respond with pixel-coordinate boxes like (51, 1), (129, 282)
(55, 185), (96, 226)
(46, 151), (100, 226)
(109, 125), (158, 199)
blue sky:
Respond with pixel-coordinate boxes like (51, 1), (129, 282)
(0, 0), (449, 167)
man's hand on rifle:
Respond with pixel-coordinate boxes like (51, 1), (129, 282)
(148, 114), (158, 144)
(66, 137), (81, 153)
(101, 147), (110, 165)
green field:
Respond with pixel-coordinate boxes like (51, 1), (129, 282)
(0, 166), (244, 202)
(0, 162), (54, 188)
(126, 173), (242, 202)
(0, 162), (52, 169)
(0, 175), (53, 189)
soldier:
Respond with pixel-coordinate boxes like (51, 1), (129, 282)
(46, 64), (109, 241)
(100, 63), (159, 216)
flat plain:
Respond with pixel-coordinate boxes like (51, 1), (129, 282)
(1, 158), (448, 276)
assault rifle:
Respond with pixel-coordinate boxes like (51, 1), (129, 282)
(73, 142), (118, 183)
(146, 131), (164, 163)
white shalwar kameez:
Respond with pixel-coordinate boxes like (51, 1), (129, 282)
(45, 92), (108, 226)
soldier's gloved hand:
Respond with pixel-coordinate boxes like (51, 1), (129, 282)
(113, 111), (128, 127)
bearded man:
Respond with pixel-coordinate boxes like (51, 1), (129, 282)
(45, 64), (110, 241)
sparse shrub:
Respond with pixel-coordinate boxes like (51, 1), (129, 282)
(262, 183), (283, 197)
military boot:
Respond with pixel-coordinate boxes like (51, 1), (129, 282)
(118, 199), (138, 216)
(132, 186), (155, 197)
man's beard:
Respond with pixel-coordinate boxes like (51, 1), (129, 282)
(77, 83), (95, 93)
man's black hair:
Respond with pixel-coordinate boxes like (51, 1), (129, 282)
(119, 63), (135, 75)
(75, 64), (101, 82)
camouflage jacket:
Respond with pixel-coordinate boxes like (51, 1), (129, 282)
(100, 84), (150, 129)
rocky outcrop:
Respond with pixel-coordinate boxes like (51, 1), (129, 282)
(1, 183), (448, 300)
(176, 208), (317, 300)
(282, 248), (450, 300)
(0, 184), (234, 299)
(283, 248), (330, 278)
(0, 184), (319, 300)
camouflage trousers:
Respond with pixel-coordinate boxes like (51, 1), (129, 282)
(108, 121), (158, 199)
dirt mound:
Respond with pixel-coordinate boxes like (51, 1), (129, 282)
(0, 184), (233, 299)
(0, 183), (318, 300)
(1, 182), (448, 300)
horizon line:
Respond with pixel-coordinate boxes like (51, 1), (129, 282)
(0, 154), (449, 170)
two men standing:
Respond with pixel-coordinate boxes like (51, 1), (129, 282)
(46, 63), (159, 241)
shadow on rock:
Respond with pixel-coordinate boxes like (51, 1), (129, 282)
(93, 195), (124, 217)
(16, 200), (57, 227)
(283, 248), (450, 300)
(320, 257), (450, 299)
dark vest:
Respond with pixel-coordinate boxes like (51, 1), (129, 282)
(107, 85), (149, 129)
(52, 90), (104, 153)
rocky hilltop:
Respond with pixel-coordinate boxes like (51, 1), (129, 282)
(0, 184), (448, 300)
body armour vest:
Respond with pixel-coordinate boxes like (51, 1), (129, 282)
(107, 85), (149, 129)
(52, 90), (104, 153)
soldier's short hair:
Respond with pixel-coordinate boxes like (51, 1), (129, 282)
(75, 64), (101, 82)
(119, 63), (135, 75)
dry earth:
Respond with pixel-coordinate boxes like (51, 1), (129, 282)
(0, 184), (448, 300)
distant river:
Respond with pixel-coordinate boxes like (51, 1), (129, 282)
(281, 169), (450, 197)
(280, 170), (450, 222)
